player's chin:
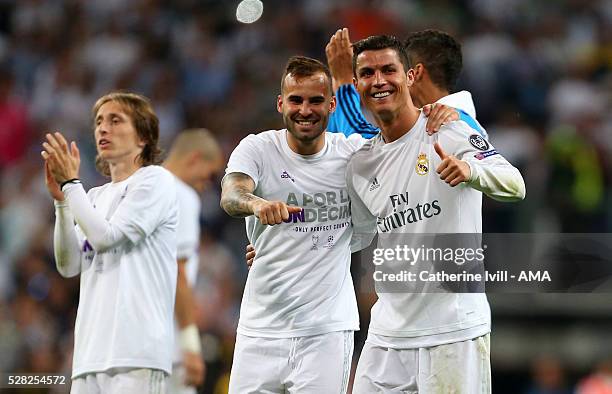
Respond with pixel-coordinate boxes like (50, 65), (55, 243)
(291, 124), (323, 139)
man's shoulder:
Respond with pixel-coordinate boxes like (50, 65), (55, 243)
(440, 118), (487, 141)
(243, 129), (284, 143)
(349, 134), (379, 155)
(234, 129), (284, 154)
(325, 131), (368, 152)
(137, 165), (175, 184)
(174, 176), (200, 206)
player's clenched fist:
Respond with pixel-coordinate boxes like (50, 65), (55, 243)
(434, 142), (471, 187)
(251, 200), (302, 225)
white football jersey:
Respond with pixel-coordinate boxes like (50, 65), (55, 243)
(172, 176), (201, 363)
(72, 166), (178, 377)
(225, 130), (363, 338)
(347, 112), (524, 348)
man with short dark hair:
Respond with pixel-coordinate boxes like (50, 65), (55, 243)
(326, 28), (487, 138)
(346, 35), (525, 394)
(222, 54), (458, 393)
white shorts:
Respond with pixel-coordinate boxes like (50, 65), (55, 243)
(353, 334), (491, 394)
(70, 368), (167, 394)
(168, 364), (197, 394)
(229, 331), (354, 394)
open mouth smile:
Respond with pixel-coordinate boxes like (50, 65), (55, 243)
(371, 90), (393, 99)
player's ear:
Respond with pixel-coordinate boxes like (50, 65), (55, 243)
(406, 68), (415, 88)
(352, 76), (358, 89)
(329, 95), (336, 113)
(277, 94), (283, 113)
(413, 63), (424, 82)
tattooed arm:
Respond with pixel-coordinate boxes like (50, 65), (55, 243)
(220, 172), (301, 225)
(220, 172), (262, 217)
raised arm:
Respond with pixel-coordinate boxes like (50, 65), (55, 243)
(44, 161), (82, 278)
(325, 29), (460, 137)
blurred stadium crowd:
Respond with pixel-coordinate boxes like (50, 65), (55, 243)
(0, 0), (611, 393)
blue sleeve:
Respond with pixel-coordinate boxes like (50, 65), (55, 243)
(457, 109), (489, 140)
(327, 84), (379, 139)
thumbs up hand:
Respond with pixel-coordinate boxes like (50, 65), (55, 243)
(434, 142), (471, 187)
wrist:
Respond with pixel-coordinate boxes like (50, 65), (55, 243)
(248, 197), (263, 214)
(60, 178), (81, 191)
(464, 161), (475, 183)
(54, 199), (68, 207)
(179, 324), (202, 354)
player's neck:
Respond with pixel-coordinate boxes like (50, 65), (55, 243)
(286, 133), (325, 155)
(109, 158), (142, 182)
(415, 85), (449, 108)
(416, 82), (449, 108)
(378, 105), (420, 143)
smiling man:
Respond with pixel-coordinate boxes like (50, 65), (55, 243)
(221, 54), (460, 393)
(221, 56), (361, 394)
(346, 35), (526, 394)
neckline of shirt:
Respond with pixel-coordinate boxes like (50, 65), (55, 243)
(280, 129), (329, 162)
(109, 166), (147, 186)
(377, 111), (427, 150)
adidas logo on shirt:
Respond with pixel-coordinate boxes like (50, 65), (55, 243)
(369, 177), (380, 191)
(280, 171), (295, 182)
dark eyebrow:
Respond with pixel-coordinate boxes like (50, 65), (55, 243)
(287, 95), (303, 101)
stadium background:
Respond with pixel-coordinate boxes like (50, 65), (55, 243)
(0, 0), (611, 393)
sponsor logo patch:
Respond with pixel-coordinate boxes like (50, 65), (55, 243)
(369, 177), (381, 191)
(469, 134), (490, 151)
(415, 153), (429, 175)
(474, 149), (499, 160)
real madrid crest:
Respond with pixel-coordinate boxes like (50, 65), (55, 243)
(415, 153), (429, 175)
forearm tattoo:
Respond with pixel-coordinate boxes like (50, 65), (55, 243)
(220, 173), (261, 217)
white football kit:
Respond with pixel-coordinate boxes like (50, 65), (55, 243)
(346, 113), (525, 393)
(53, 166), (178, 392)
(169, 177), (202, 394)
(225, 129), (362, 393)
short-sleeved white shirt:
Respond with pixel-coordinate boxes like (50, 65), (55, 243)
(225, 130), (363, 338)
